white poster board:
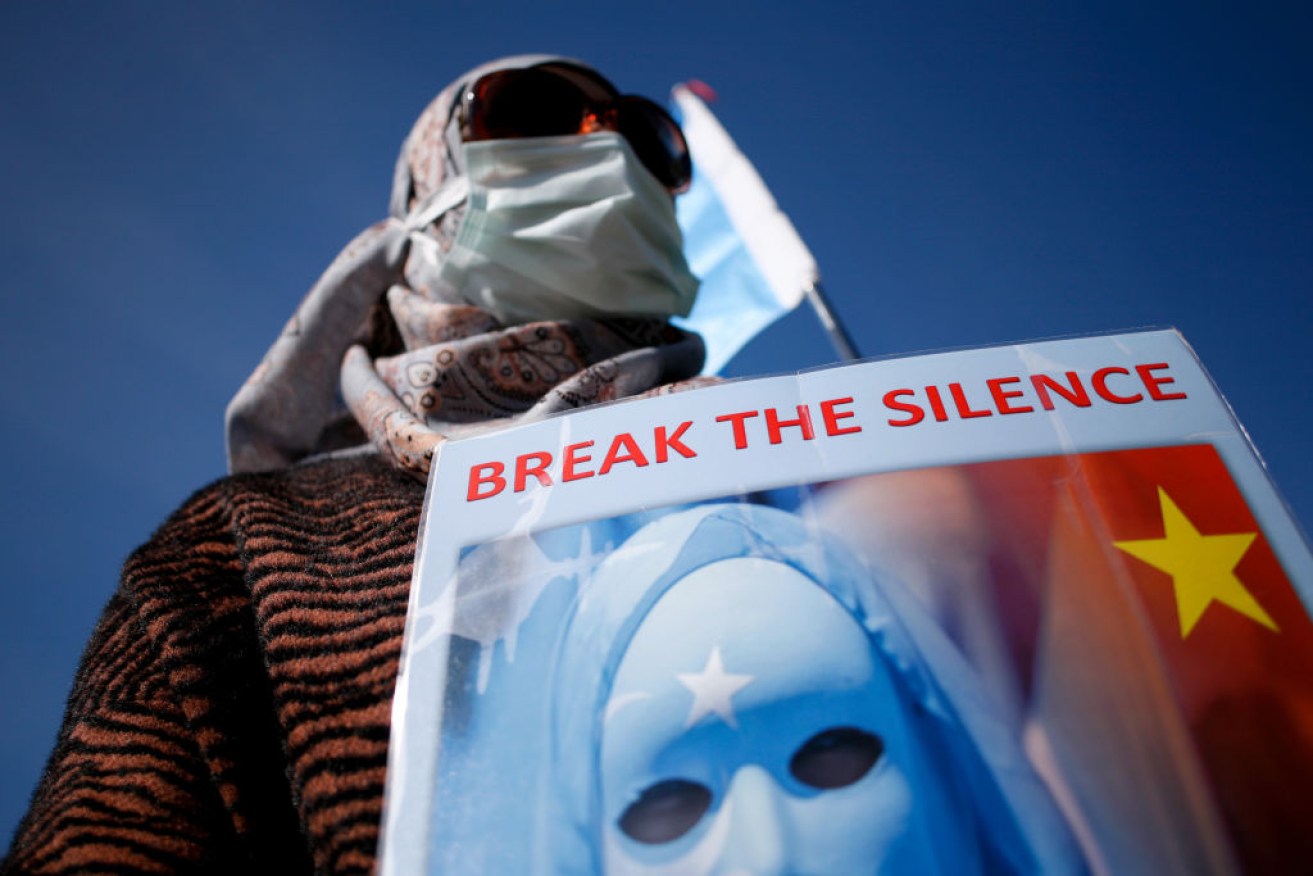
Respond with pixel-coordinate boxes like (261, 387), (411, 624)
(380, 329), (1313, 875)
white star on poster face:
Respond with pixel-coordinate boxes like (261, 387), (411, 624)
(677, 646), (754, 729)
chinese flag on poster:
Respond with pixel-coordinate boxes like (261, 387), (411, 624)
(967, 445), (1313, 875)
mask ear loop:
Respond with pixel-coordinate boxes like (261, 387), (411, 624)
(390, 77), (477, 221)
(404, 175), (469, 233)
(402, 88), (472, 234)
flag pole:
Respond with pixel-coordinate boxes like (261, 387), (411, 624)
(804, 280), (861, 361)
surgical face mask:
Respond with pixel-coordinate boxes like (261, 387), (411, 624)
(426, 132), (700, 325)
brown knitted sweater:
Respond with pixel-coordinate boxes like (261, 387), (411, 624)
(4, 454), (421, 874)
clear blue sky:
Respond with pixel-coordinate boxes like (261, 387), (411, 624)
(2, 0), (1310, 845)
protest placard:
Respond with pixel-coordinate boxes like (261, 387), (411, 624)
(380, 329), (1313, 875)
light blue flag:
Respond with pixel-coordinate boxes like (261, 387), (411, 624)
(670, 85), (818, 374)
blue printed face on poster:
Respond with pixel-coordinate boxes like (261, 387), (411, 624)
(599, 557), (953, 874)
(548, 502), (1085, 875)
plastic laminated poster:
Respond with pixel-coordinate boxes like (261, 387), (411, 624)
(378, 329), (1313, 875)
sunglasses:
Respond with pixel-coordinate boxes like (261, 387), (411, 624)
(458, 62), (693, 193)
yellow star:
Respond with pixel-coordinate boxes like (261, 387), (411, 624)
(1114, 487), (1277, 638)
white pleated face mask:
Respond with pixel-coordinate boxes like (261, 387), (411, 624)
(428, 132), (700, 325)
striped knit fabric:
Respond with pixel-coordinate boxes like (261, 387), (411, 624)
(4, 454), (422, 874)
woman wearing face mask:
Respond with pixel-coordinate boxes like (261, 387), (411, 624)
(4, 57), (709, 874)
(227, 54), (709, 480)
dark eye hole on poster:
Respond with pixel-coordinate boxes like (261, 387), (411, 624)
(790, 726), (884, 789)
(619, 778), (714, 844)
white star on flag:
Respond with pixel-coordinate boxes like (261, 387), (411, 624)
(677, 646), (754, 728)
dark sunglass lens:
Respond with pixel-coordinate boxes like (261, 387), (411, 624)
(469, 69), (588, 140)
(532, 62), (620, 105)
(616, 98), (692, 192)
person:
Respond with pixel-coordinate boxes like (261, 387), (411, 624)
(3, 55), (708, 873)
(553, 504), (1084, 874)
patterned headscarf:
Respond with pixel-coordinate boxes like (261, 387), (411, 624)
(225, 56), (709, 480)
